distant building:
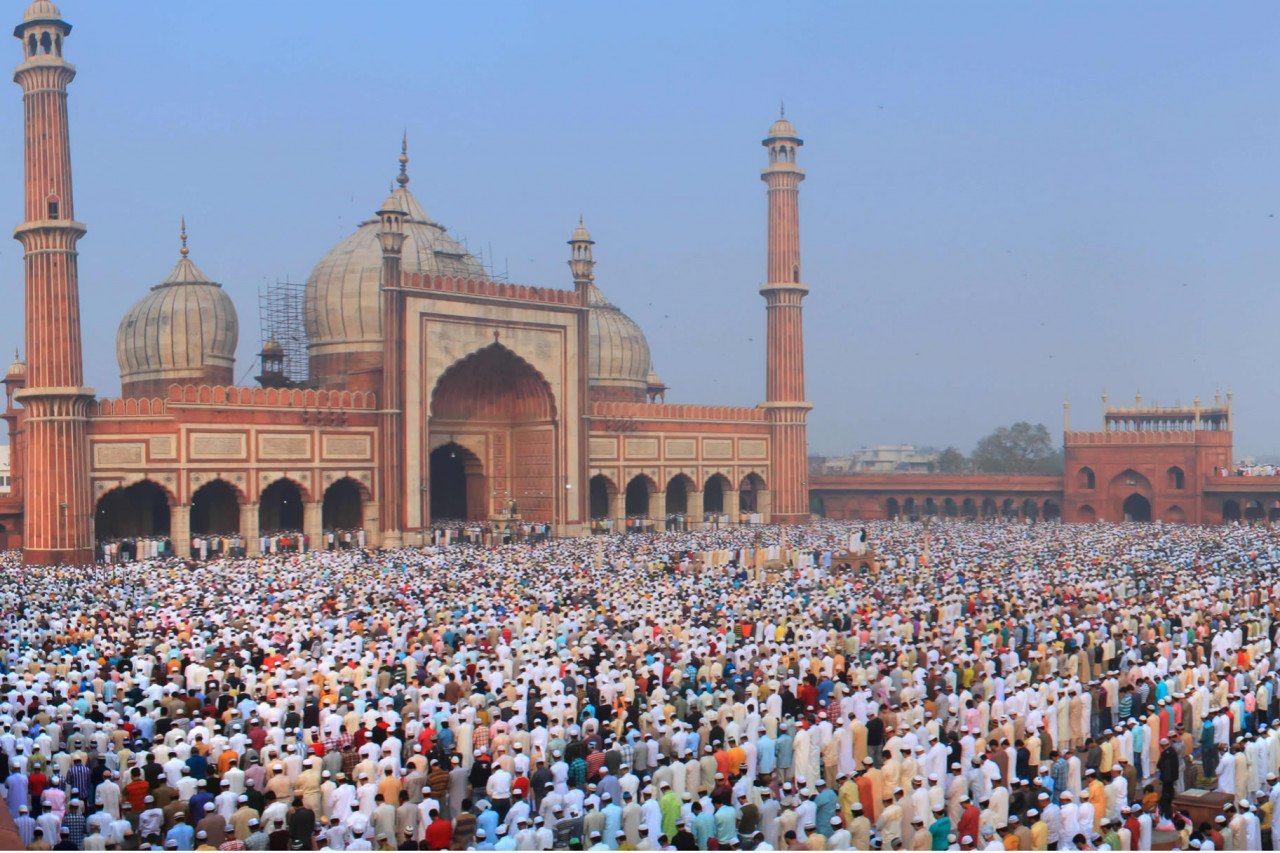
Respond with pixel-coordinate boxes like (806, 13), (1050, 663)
(822, 445), (938, 474)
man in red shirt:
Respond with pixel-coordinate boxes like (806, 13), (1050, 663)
(424, 808), (453, 849)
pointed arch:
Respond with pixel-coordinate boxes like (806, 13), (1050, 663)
(665, 473), (695, 516)
(589, 473), (618, 520)
(703, 473), (732, 514)
(625, 473), (658, 517)
(1077, 504), (1097, 523)
(190, 479), (242, 535)
(322, 477), (367, 532)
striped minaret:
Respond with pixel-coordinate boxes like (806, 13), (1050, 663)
(760, 110), (812, 524)
(13, 2), (94, 565)
(376, 138), (409, 547)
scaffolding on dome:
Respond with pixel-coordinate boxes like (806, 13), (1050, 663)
(257, 279), (310, 385)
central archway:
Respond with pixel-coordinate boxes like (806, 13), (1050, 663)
(260, 479), (304, 533)
(1122, 493), (1151, 522)
(429, 344), (557, 523)
(191, 479), (240, 535)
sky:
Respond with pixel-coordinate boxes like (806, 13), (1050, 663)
(1, 2), (1278, 457)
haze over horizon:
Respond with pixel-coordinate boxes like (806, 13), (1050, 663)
(0, 2), (1277, 458)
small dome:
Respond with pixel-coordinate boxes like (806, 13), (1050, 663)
(570, 218), (593, 243)
(646, 369), (664, 388)
(766, 116), (800, 141)
(23, 1), (61, 23)
(5, 353), (25, 378)
(261, 338), (284, 356)
(304, 185), (486, 359)
(586, 284), (651, 400)
(116, 253), (239, 394)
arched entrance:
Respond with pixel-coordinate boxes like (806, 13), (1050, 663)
(1164, 505), (1187, 523)
(322, 477), (365, 531)
(1121, 493), (1151, 522)
(942, 498), (957, 518)
(589, 474), (616, 520)
(885, 497), (900, 520)
(1022, 499), (1039, 521)
(190, 479), (240, 535)
(1245, 499), (1265, 523)
(429, 344), (557, 523)
(429, 443), (484, 522)
(1001, 498), (1017, 519)
(961, 498), (977, 519)
(1222, 499), (1241, 522)
(739, 473), (766, 516)
(1078, 504), (1097, 522)
(704, 474), (730, 513)
(95, 480), (172, 541)
(980, 498), (997, 519)
(665, 474), (693, 516)
(1043, 500), (1060, 520)
(625, 475), (656, 517)
(259, 479), (304, 533)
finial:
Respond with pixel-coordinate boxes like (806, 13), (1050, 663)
(780, 100), (785, 118)
(396, 131), (409, 187)
(179, 216), (188, 258)
(579, 213), (584, 225)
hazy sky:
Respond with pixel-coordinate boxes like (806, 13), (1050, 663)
(1, 2), (1278, 457)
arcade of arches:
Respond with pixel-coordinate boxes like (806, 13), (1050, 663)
(94, 476), (366, 545)
(587, 471), (770, 527)
(860, 495), (1063, 522)
(428, 344), (557, 523)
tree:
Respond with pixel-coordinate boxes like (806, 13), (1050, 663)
(936, 446), (968, 473)
(970, 422), (1062, 474)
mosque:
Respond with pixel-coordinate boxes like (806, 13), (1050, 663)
(0, 2), (811, 563)
(4, 3), (1274, 564)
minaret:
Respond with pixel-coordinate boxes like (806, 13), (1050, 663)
(760, 109), (812, 524)
(568, 216), (595, 293)
(13, 2), (94, 565)
(377, 136), (409, 547)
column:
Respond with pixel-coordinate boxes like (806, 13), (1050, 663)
(305, 500), (323, 553)
(242, 502), (260, 556)
(366, 501), (382, 547)
(687, 489), (704, 530)
(724, 487), (740, 525)
(171, 504), (191, 558)
(609, 488), (625, 534)
(759, 490), (773, 523)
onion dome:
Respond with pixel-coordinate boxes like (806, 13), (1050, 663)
(22, 1), (61, 23)
(116, 221), (239, 397)
(585, 283), (652, 402)
(304, 141), (486, 363)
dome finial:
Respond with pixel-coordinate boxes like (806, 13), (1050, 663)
(780, 99), (785, 118)
(179, 216), (189, 258)
(397, 131), (410, 187)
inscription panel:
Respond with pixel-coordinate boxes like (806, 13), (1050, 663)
(665, 438), (696, 459)
(322, 434), (373, 460)
(149, 435), (176, 460)
(189, 432), (248, 461)
(739, 439), (768, 460)
(589, 437), (618, 460)
(93, 442), (145, 468)
(703, 439), (734, 460)
(624, 437), (659, 459)
(259, 433), (311, 460)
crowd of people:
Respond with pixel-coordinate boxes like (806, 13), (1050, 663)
(4, 519), (1280, 851)
(97, 538), (172, 565)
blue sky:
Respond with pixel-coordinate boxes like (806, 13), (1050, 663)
(1, 2), (1278, 456)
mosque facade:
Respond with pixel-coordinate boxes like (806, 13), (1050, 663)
(0, 2), (810, 563)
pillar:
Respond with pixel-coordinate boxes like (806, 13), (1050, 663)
(305, 501), (323, 553)
(242, 502), (260, 556)
(759, 489), (773, 523)
(687, 489), (704, 530)
(725, 486), (740, 525)
(377, 139), (409, 549)
(366, 501), (382, 547)
(610, 488), (625, 533)
(171, 504), (191, 558)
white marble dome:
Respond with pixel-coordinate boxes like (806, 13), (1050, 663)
(303, 185), (486, 358)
